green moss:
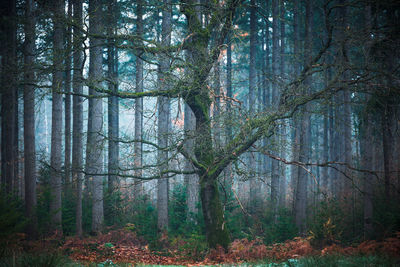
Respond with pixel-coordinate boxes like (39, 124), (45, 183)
(200, 177), (230, 249)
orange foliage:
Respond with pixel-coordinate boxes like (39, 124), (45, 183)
(10, 229), (399, 265)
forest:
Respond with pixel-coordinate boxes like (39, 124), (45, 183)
(0, 0), (400, 266)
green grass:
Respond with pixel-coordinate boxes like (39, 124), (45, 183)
(0, 253), (75, 267)
(277, 255), (399, 267)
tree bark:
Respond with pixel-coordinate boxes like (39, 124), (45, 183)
(271, 0), (279, 215)
(382, 106), (394, 204)
(339, 0), (353, 199)
(72, 0), (84, 238)
(361, 111), (374, 238)
(224, 36), (233, 192)
(1, 0), (17, 194)
(157, 0), (172, 231)
(50, 0), (64, 233)
(24, 0), (37, 239)
(65, 0), (72, 185)
(108, 0), (119, 195)
(290, 0), (300, 209)
(87, 0), (104, 234)
(134, 0), (144, 198)
(295, 0), (312, 233)
(185, 102), (198, 219)
(278, 0), (286, 208)
(248, 0), (259, 212)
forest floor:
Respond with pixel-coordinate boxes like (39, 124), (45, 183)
(2, 229), (400, 266)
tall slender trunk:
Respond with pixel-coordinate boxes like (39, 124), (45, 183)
(263, 0), (271, 201)
(322, 108), (329, 192)
(226, 40), (233, 143)
(87, 0), (104, 233)
(72, 0), (84, 238)
(270, 0), (279, 214)
(134, 0), (143, 198)
(50, 0), (64, 233)
(295, 0), (312, 233)
(382, 106), (394, 204)
(290, 0), (300, 210)
(14, 89), (19, 195)
(157, 0), (172, 231)
(278, 0), (286, 208)
(65, 0), (72, 185)
(24, 0), (37, 238)
(248, 0), (258, 212)
(361, 111), (374, 238)
(224, 37), (233, 190)
(108, 0), (119, 195)
(321, 61), (331, 193)
(361, 2), (372, 230)
(1, 0), (17, 194)
(339, 0), (352, 199)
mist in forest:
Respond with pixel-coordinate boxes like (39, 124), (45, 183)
(0, 0), (399, 265)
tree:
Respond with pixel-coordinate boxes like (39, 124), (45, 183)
(23, 0), (37, 239)
(65, 0), (72, 185)
(134, 0), (144, 198)
(157, 0), (172, 232)
(108, 0), (119, 196)
(248, 0), (259, 211)
(290, 0), (300, 208)
(72, 0), (84, 237)
(295, 0), (312, 233)
(339, 0), (352, 199)
(278, 0), (286, 208)
(87, 0), (104, 234)
(271, 0), (280, 216)
(185, 100), (198, 220)
(49, 0), (65, 233)
(1, 0), (17, 194)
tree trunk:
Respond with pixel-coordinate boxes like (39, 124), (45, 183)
(295, 0), (312, 233)
(65, 0), (72, 185)
(270, 0), (279, 215)
(224, 37), (233, 192)
(278, 0), (286, 208)
(72, 0), (84, 238)
(134, 0), (143, 198)
(226, 40), (233, 143)
(50, 0), (64, 233)
(24, 0), (37, 238)
(200, 175), (230, 249)
(322, 108), (329, 192)
(290, 0), (300, 209)
(263, 0), (271, 202)
(338, 0), (352, 199)
(87, 0), (104, 234)
(361, 111), (374, 238)
(382, 106), (394, 204)
(248, 0), (259, 212)
(107, 0), (119, 195)
(157, 0), (172, 231)
(14, 89), (19, 195)
(185, 102), (198, 219)
(1, 0), (17, 194)
(181, 0), (241, 249)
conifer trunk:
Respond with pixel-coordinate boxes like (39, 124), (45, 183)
(87, 0), (104, 234)
(50, 0), (64, 233)
(72, 0), (84, 237)
(24, 0), (37, 238)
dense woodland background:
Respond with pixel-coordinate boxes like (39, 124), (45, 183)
(0, 0), (399, 253)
